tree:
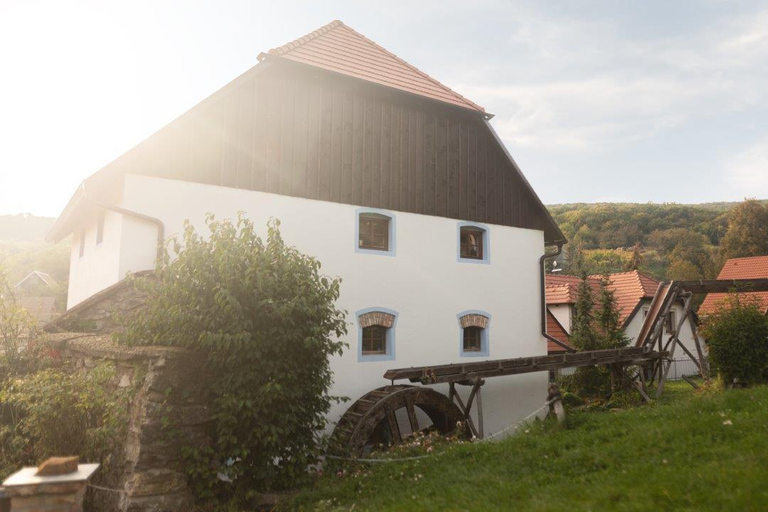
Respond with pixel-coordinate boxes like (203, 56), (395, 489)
(116, 215), (347, 503)
(626, 242), (643, 271)
(596, 276), (630, 349)
(569, 278), (598, 351)
(721, 199), (768, 259)
(701, 295), (768, 386)
(565, 277), (630, 399)
(0, 271), (37, 375)
(562, 240), (587, 277)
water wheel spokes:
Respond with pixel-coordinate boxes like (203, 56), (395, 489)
(331, 385), (466, 456)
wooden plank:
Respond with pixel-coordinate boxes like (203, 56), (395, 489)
(447, 117), (460, 219)
(675, 279), (768, 294)
(341, 90), (354, 203)
(292, 80), (309, 198)
(370, 99), (382, 208)
(252, 77), (267, 191)
(389, 104), (401, 210)
(380, 102), (391, 209)
(399, 104), (410, 211)
(459, 124), (467, 220)
(405, 394), (420, 434)
(314, 87), (334, 201)
(351, 95), (365, 205)
(414, 111), (425, 213)
(476, 135), (487, 221)
(435, 115), (448, 217)
(467, 125), (477, 221)
(408, 110), (419, 212)
(279, 78), (295, 195)
(386, 408), (401, 442)
(330, 89), (343, 202)
(383, 346), (662, 383)
(424, 112), (436, 215)
(236, 79), (254, 189)
(689, 311), (709, 379)
(362, 98), (374, 206)
(305, 83), (321, 199)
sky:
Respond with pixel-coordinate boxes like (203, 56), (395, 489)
(1, 0), (767, 217)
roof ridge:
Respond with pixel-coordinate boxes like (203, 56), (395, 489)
(725, 255), (768, 262)
(263, 20), (485, 113)
(267, 20), (345, 57)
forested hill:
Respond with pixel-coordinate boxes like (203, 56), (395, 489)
(547, 200), (768, 280)
(0, 214), (55, 242)
(0, 215), (69, 285)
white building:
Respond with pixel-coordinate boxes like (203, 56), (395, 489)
(47, 21), (566, 438)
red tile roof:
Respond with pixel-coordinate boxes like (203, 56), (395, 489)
(262, 20), (485, 113)
(545, 270), (660, 327)
(546, 309), (571, 353)
(597, 271), (659, 327)
(699, 255), (768, 315)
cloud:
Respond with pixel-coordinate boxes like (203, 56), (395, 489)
(449, 6), (768, 153)
(726, 138), (768, 198)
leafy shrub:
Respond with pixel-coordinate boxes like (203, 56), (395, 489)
(0, 363), (129, 478)
(116, 215), (347, 504)
(701, 296), (768, 385)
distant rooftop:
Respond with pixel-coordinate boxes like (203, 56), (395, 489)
(699, 255), (768, 315)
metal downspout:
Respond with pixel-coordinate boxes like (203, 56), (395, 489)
(540, 242), (574, 352)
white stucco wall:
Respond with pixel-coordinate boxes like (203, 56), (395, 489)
(625, 300), (700, 365)
(68, 173), (551, 436)
(549, 304), (572, 334)
(67, 210), (124, 309)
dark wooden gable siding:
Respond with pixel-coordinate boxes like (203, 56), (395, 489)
(117, 62), (560, 242)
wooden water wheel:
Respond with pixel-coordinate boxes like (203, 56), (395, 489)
(331, 385), (466, 456)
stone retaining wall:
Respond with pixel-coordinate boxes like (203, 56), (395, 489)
(48, 333), (211, 512)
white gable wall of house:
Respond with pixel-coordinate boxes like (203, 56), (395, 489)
(625, 300), (700, 365)
(67, 172), (549, 436)
(548, 304), (572, 334)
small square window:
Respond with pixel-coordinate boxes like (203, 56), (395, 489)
(362, 325), (388, 355)
(459, 225), (488, 262)
(359, 214), (390, 251)
(78, 229), (86, 258)
(665, 311), (677, 335)
(463, 326), (483, 352)
(96, 213), (105, 245)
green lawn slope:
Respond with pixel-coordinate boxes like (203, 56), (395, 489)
(289, 382), (768, 511)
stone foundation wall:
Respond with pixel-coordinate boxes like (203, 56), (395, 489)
(49, 334), (211, 512)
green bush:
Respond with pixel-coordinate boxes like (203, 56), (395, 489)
(701, 296), (768, 385)
(0, 363), (129, 478)
(116, 215), (347, 504)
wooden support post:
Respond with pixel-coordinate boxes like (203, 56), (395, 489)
(547, 384), (566, 424)
(386, 408), (401, 442)
(688, 311), (709, 379)
(476, 383), (484, 439)
(450, 382), (479, 438)
(656, 293), (692, 398)
(405, 394), (420, 435)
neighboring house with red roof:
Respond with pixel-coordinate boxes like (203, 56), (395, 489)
(699, 256), (768, 316)
(545, 270), (699, 367)
(45, 21), (566, 437)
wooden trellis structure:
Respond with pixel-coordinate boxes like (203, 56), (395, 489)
(331, 279), (768, 453)
(635, 278), (768, 397)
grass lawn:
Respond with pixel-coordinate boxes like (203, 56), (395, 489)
(288, 382), (768, 511)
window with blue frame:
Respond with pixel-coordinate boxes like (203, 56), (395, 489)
(458, 311), (490, 357)
(458, 223), (489, 263)
(357, 309), (397, 361)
